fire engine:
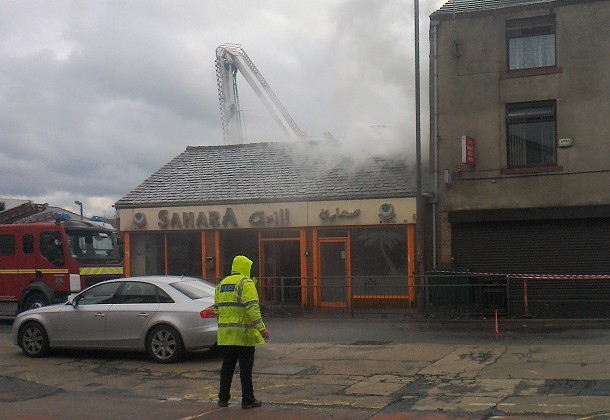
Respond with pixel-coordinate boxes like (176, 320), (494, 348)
(0, 215), (123, 315)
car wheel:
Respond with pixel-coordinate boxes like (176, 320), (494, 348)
(19, 321), (50, 358)
(146, 325), (185, 364)
(22, 292), (49, 311)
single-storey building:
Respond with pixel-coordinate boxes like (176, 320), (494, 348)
(115, 141), (426, 311)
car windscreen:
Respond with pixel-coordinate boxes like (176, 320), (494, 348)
(170, 279), (216, 300)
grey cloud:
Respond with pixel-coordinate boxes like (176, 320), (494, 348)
(0, 0), (447, 216)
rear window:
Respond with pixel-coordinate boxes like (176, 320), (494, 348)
(170, 279), (216, 300)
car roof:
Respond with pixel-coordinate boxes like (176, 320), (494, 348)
(127, 275), (211, 283)
(98, 276), (215, 287)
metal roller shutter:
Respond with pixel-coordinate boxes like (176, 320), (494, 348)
(451, 218), (610, 274)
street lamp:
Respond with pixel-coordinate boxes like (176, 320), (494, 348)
(414, 0), (425, 310)
(74, 200), (83, 220)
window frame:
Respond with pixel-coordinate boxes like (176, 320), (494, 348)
(506, 15), (556, 71)
(505, 100), (558, 170)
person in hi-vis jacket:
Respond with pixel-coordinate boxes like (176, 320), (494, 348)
(214, 255), (270, 409)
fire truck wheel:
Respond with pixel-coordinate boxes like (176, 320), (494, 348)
(18, 321), (50, 358)
(146, 324), (185, 364)
(23, 292), (49, 311)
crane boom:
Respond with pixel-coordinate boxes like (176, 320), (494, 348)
(215, 43), (305, 144)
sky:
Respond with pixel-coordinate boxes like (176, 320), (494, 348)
(0, 0), (447, 218)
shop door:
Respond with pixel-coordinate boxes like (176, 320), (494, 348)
(261, 240), (301, 307)
(318, 239), (350, 307)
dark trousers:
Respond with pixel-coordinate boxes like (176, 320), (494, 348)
(218, 345), (256, 404)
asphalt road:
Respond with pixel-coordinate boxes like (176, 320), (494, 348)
(2, 316), (610, 419)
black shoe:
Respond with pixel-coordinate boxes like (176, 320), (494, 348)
(218, 400), (229, 407)
(242, 399), (262, 409)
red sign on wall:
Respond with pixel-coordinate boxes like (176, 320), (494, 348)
(461, 135), (476, 166)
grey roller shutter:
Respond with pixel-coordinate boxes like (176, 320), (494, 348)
(451, 218), (610, 274)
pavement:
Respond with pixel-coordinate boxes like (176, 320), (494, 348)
(1, 316), (610, 419)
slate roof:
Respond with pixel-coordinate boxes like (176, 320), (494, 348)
(115, 141), (423, 209)
(431, 0), (557, 18)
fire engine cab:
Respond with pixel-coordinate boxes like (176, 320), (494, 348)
(0, 216), (123, 316)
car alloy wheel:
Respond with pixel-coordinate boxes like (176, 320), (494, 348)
(19, 321), (50, 358)
(147, 325), (185, 363)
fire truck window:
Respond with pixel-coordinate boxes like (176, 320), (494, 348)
(0, 234), (15, 256)
(85, 236), (95, 255)
(40, 232), (64, 263)
(23, 234), (34, 254)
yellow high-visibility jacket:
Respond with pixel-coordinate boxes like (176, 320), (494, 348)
(214, 255), (266, 346)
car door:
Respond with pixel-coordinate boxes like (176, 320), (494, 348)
(105, 281), (160, 349)
(53, 282), (121, 348)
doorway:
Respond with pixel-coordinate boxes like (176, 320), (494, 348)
(260, 239), (301, 307)
(317, 238), (350, 307)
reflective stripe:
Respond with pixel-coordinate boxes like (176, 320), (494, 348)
(79, 266), (124, 276)
(218, 322), (259, 329)
(236, 277), (246, 303)
(0, 267), (122, 276)
(0, 268), (69, 275)
(216, 302), (245, 308)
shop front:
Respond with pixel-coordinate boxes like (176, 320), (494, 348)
(118, 198), (417, 311)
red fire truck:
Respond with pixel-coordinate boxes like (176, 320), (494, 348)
(0, 216), (123, 316)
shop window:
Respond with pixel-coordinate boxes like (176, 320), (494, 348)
(167, 232), (202, 277)
(506, 101), (556, 168)
(220, 231), (259, 277)
(130, 233), (165, 276)
(350, 227), (408, 297)
(507, 15), (556, 70)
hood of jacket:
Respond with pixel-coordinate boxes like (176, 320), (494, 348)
(230, 255), (252, 277)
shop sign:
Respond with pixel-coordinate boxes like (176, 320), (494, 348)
(147, 208), (291, 230)
(461, 135), (476, 166)
(158, 209), (238, 229)
(130, 199), (411, 231)
(319, 208), (360, 221)
(249, 209), (289, 227)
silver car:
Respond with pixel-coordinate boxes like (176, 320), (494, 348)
(12, 276), (218, 363)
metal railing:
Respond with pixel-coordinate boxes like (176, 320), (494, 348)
(255, 273), (610, 319)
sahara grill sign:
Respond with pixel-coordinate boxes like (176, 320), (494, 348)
(133, 208), (291, 230)
(131, 201), (406, 231)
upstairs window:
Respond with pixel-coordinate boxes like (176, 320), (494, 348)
(506, 101), (556, 168)
(507, 15), (556, 70)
